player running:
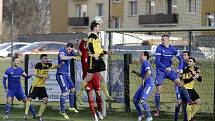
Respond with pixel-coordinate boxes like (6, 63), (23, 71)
(56, 43), (78, 119)
(2, 57), (36, 119)
(24, 54), (64, 121)
(154, 35), (184, 117)
(132, 51), (154, 121)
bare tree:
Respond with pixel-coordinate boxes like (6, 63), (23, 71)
(2, 0), (50, 40)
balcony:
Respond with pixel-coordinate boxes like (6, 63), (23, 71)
(69, 17), (89, 26)
(139, 14), (178, 25)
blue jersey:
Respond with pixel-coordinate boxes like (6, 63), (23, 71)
(141, 60), (153, 85)
(57, 47), (75, 74)
(182, 59), (188, 69)
(155, 44), (183, 71)
(3, 67), (24, 90)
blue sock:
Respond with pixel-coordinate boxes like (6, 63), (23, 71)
(29, 104), (36, 117)
(155, 93), (160, 110)
(133, 98), (142, 116)
(5, 104), (10, 115)
(182, 103), (188, 121)
(141, 101), (151, 118)
(174, 103), (181, 121)
(60, 95), (66, 113)
(69, 92), (75, 108)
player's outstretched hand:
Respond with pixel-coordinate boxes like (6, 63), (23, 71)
(165, 67), (172, 72)
(107, 51), (112, 55)
(177, 69), (183, 74)
(72, 56), (77, 60)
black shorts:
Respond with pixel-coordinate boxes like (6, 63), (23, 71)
(87, 56), (106, 73)
(28, 87), (48, 100)
(187, 89), (200, 101)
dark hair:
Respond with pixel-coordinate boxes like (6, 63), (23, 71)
(12, 56), (19, 62)
(66, 43), (73, 48)
(188, 57), (196, 63)
(40, 54), (47, 59)
(161, 35), (169, 38)
(143, 51), (150, 60)
(183, 51), (190, 56)
(90, 21), (99, 31)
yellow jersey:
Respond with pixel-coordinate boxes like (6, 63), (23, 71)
(32, 62), (52, 87)
(87, 32), (104, 56)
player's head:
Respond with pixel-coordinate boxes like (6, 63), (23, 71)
(90, 21), (101, 32)
(161, 35), (170, 46)
(140, 51), (150, 61)
(65, 43), (74, 53)
(187, 57), (196, 66)
(182, 51), (190, 60)
(40, 54), (48, 64)
(12, 56), (20, 67)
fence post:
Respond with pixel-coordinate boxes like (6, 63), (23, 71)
(124, 54), (132, 112)
(24, 54), (29, 95)
(70, 59), (76, 108)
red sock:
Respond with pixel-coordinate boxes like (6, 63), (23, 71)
(87, 90), (95, 117)
(96, 90), (102, 112)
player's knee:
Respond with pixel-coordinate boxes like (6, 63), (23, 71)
(156, 85), (162, 93)
(70, 88), (75, 93)
(195, 99), (201, 105)
(95, 91), (101, 97)
(43, 97), (48, 104)
(177, 99), (182, 105)
(62, 92), (67, 96)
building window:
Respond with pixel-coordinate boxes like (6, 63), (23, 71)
(172, 0), (177, 14)
(97, 3), (103, 16)
(188, 0), (196, 13)
(129, 1), (137, 16)
(207, 13), (215, 27)
(113, 0), (120, 3)
(147, 0), (155, 15)
(114, 17), (120, 28)
(76, 4), (88, 17)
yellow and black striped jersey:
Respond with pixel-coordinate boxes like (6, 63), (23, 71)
(87, 32), (104, 56)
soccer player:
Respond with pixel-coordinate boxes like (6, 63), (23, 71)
(24, 54), (64, 121)
(182, 57), (202, 121)
(77, 18), (114, 103)
(85, 73), (103, 121)
(79, 37), (103, 121)
(2, 57), (36, 119)
(132, 51), (154, 121)
(174, 51), (191, 121)
(154, 35), (184, 117)
(56, 43), (78, 119)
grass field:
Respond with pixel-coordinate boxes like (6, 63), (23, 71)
(0, 105), (213, 121)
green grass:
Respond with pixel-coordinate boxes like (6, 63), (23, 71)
(0, 105), (212, 121)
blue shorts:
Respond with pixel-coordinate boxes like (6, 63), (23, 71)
(155, 68), (178, 86)
(56, 74), (75, 93)
(7, 89), (26, 101)
(133, 83), (154, 101)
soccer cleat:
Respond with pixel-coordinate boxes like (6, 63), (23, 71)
(37, 116), (43, 121)
(146, 117), (153, 121)
(97, 111), (103, 120)
(137, 115), (145, 121)
(59, 111), (70, 120)
(24, 114), (28, 120)
(94, 113), (99, 121)
(69, 107), (79, 113)
(2, 114), (8, 119)
(154, 110), (160, 117)
(105, 96), (117, 102)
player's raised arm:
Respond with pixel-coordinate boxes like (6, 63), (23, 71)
(172, 46), (183, 72)
(131, 70), (141, 77)
(59, 52), (76, 60)
(50, 62), (65, 69)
